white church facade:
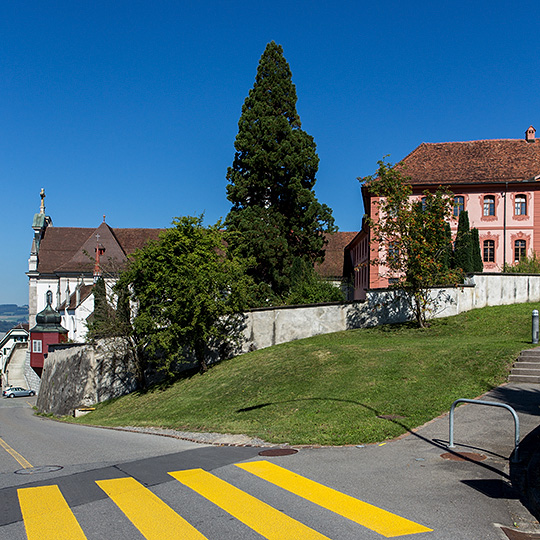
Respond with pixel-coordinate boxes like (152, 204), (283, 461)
(27, 190), (163, 342)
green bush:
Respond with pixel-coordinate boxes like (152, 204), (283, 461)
(504, 252), (540, 273)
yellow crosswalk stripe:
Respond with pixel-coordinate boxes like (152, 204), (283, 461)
(236, 460), (432, 538)
(170, 468), (332, 540)
(96, 476), (208, 540)
(18, 485), (87, 540)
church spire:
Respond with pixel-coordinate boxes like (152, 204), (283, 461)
(39, 188), (46, 214)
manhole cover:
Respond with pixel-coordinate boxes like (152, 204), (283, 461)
(440, 452), (487, 462)
(258, 448), (298, 457)
(15, 465), (63, 475)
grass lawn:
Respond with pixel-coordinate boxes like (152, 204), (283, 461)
(70, 303), (538, 445)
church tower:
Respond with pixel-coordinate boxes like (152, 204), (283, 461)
(27, 189), (52, 328)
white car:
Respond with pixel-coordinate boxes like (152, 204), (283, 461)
(3, 387), (36, 398)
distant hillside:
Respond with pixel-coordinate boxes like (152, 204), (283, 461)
(0, 304), (28, 332)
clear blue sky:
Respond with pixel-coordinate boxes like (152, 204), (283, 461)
(2, 1), (540, 305)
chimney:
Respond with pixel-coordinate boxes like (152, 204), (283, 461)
(526, 125), (536, 142)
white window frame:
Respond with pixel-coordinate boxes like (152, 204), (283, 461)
(32, 340), (42, 353)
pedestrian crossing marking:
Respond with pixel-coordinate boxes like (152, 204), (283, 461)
(96, 476), (208, 540)
(236, 460), (432, 538)
(17, 485), (87, 540)
(16, 465), (434, 540)
(170, 468), (332, 540)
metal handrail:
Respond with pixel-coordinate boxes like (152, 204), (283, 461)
(448, 399), (520, 462)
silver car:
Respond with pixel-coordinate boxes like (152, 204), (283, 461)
(3, 387), (35, 398)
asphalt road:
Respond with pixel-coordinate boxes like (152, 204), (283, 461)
(0, 389), (539, 539)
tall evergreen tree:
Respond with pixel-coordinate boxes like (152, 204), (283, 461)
(225, 41), (335, 301)
(471, 228), (483, 272)
(88, 277), (109, 338)
(453, 210), (474, 273)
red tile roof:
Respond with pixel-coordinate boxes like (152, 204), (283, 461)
(37, 223), (354, 280)
(398, 139), (540, 185)
(316, 232), (358, 278)
(37, 225), (164, 275)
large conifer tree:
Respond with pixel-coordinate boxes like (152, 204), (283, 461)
(452, 210), (474, 273)
(471, 227), (484, 272)
(225, 41), (335, 301)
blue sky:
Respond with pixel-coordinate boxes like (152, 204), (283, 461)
(2, 1), (540, 305)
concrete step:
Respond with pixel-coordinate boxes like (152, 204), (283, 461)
(508, 349), (540, 383)
(519, 347), (540, 359)
(5, 345), (29, 388)
(508, 373), (540, 383)
(511, 367), (540, 376)
(514, 359), (540, 365)
(512, 362), (540, 370)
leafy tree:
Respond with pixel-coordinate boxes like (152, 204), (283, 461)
(452, 210), (473, 273)
(86, 273), (147, 387)
(225, 41), (335, 302)
(117, 216), (252, 375)
(362, 159), (463, 327)
(471, 228), (484, 272)
(285, 257), (345, 305)
(442, 221), (453, 270)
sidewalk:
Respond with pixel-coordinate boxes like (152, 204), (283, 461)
(270, 382), (540, 539)
(421, 382), (540, 531)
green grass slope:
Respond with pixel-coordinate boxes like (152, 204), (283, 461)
(73, 303), (538, 445)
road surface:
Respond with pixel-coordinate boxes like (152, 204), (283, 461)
(0, 388), (538, 539)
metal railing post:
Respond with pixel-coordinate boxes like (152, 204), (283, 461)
(448, 398), (520, 462)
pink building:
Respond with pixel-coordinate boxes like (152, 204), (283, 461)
(348, 126), (540, 300)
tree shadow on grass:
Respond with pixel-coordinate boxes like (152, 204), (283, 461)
(236, 396), (512, 479)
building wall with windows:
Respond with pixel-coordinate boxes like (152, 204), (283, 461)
(348, 126), (540, 300)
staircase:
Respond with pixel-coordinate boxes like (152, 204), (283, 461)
(509, 348), (540, 383)
(4, 343), (29, 388)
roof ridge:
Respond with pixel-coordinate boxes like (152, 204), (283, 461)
(420, 138), (527, 145)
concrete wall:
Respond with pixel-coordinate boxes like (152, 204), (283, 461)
(240, 273), (540, 352)
(37, 339), (137, 416)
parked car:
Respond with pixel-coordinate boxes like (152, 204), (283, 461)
(2, 386), (15, 396)
(3, 387), (35, 398)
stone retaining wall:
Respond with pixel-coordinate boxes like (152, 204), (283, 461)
(37, 339), (137, 416)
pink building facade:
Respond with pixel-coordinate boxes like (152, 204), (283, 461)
(348, 127), (540, 300)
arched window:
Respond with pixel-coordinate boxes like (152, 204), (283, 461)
(453, 196), (464, 217)
(515, 239), (526, 262)
(483, 195), (495, 216)
(483, 240), (495, 262)
(515, 195), (527, 216)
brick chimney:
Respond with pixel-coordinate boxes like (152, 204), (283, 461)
(526, 125), (536, 142)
